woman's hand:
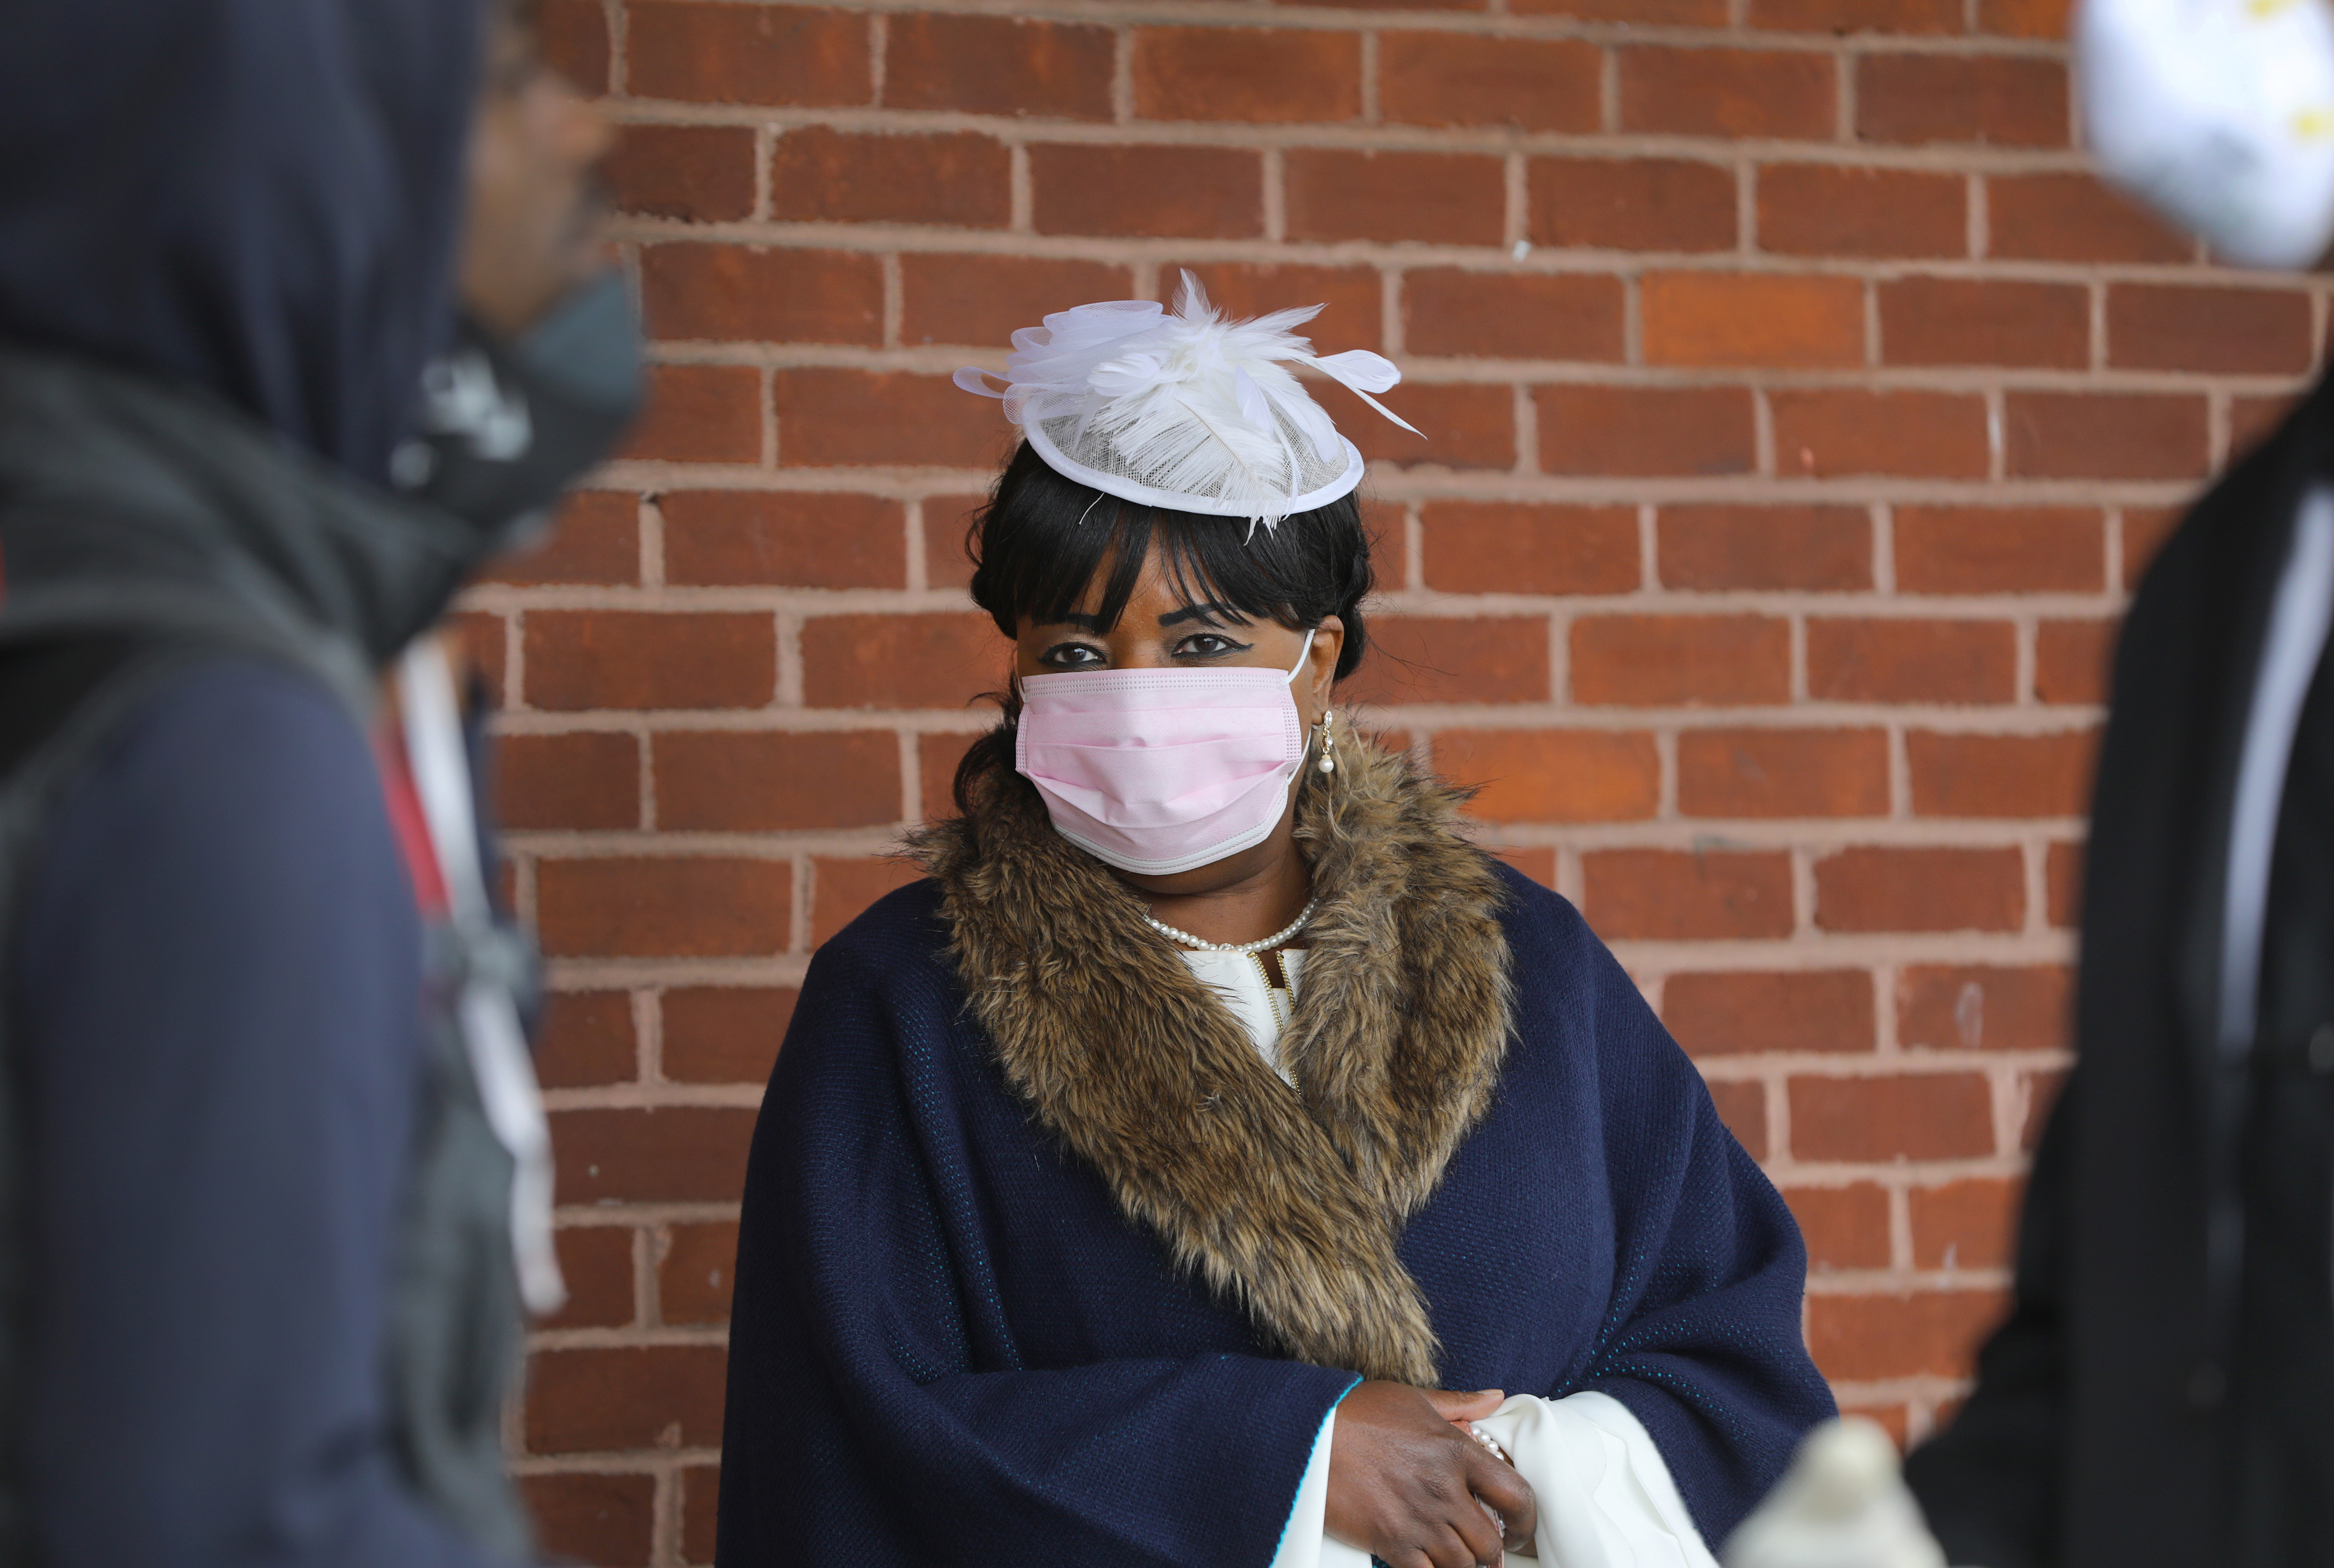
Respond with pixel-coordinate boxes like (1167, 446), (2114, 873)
(1324, 1382), (1538, 1568)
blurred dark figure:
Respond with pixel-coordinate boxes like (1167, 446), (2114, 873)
(0, 0), (630, 1563)
(1723, 0), (2334, 1561)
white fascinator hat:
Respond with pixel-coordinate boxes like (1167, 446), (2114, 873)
(953, 271), (1417, 528)
(2080, 0), (2334, 268)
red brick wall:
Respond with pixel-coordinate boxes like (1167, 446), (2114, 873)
(494, 0), (2326, 1559)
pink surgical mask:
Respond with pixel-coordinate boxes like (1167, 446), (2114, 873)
(1015, 630), (1316, 875)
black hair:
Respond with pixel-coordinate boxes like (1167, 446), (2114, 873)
(953, 440), (1376, 814)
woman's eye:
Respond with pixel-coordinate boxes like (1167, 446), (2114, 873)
(1039, 643), (1105, 668)
(1175, 634), (1253, 659)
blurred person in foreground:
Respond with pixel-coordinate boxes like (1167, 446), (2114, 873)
(0, 0), (634, 1561)
(1724, 1), (2334, 1565)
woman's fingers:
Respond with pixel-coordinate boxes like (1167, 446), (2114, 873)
(1465, 1446), (1538, 1549)
(1422, 1387), (1505, 1423)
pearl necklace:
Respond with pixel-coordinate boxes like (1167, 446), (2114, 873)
(1144, 895), (1321, 956)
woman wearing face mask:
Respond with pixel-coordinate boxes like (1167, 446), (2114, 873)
(716, 276), (1834, 1568)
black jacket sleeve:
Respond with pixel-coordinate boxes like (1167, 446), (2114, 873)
(11, 659), (514, 1567)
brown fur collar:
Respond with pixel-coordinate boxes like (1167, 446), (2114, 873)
(908, 733), (1514, 1385)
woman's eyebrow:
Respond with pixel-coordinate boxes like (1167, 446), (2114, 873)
(1158, 603), (1237, 627)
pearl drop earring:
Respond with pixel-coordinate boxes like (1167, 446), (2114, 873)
(1315, 709), (1337, 774)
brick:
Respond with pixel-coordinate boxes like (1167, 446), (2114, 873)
(813, 856), (927, 943)
(1641, 273), (1864, 368)
(520, 1471), (654, 1565)
(1582, 849), (1796, 939)
(615, 364), (759, 464)
(1664, 969), (1875, 1055)
(1807, 617), (2017, 705)
(769, 128), (1010, 228)
(2046, 840), (2082, 928)
(662, 492), (905, 590)
(497, 732), (640, 831)
(1808, 1290), (2008, 1381)
(551, 1106), (758, 1204)
(604, 125), (755, 223)
(1706, 1079), (1769, 1160)
(1528, 158), (1737, 252)
(1908, 728), (2096, 818)
(1987, 174), (2191, 263)
(1285, 150), (1507, 246)
(1912, 1177), (2025, 1271)
(917, 731), (983, 820)
(2108, 285), (2314, 374)
(1620, 47), (1836, 140)
(1858, 54), (2066, 146)
(525, 1344), (728, 1453)
(642, 244), (883, 345)
(1572, 614), (1790, 706)
(1878, 278), (2088, 368)
(663, 987), (798, 1086)
(480, 490), (637, 586)
(1134, 28), (1362, 123)
(1792, 1072), (1997, 1162)
(1164, 263), (1382, 348)
(1772, 389), (1991, 478)
(1030, 145), (1263, 238)
(1760, 165), (1966, 257)
(1752, 0), (1960, 29)
(655, 730), (902, 832)
(525, 612), (775, 712)
(683, 1466), (721, 1565)
(1404, 270), (1625, 361)
(774, 370), (1008, 469)
(1344, 381), (1513, 469)
(1379, 33), (1602, 131)
(445, 612), (506, 707)
(922, 496), (987, 591)
(536, 991), (638, 1089)
(1982, 0), (2070, 33)
(1340, 615), (1550, 706)
(901, 255), (1136, 350)
(628, 5), (868, 107)
(660, 1220), (740, 1325)
(1493, 845), (1556, 886)
(2122, 506), (2184, 589)
(1422, 502), (1639, 594)
(536, 858), (792, 958)
(1786, 1184), (1894, 1274)
(802, 612), (1008, 709)
(1658, 505), (1870, 591)
(539, 0), (610, 94)
(2234, 395), (2303, 459)
(1894, 506), (2104, 594)
(1435, 728), (1661, 822)
(1814, 846), (2023, 933)
(1518, 0), (1726, 17)
(1677, 728), (1890, 818)
(544, 1223), (635, 1329)
(2035, 618), (2115, 705)
(886, 14), (1114, 119)
(1538, 385), (1756, 477)
(1900, 964), (2072, 1053)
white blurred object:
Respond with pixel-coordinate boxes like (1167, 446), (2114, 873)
(2080, 0), (2334, 268)
(1720, 1418), (1949, 1568)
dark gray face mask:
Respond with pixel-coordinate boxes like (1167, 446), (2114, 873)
(390, 269), (643, 550)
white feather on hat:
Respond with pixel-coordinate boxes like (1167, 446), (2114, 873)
(954, 271), (1417, 527)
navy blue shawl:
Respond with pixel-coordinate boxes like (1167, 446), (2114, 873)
(719, 866), (1831, 1565)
